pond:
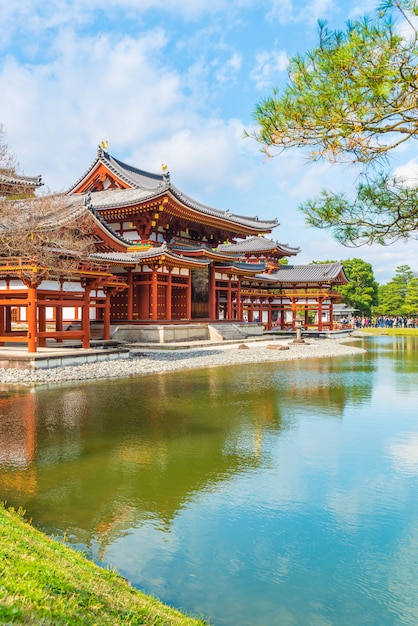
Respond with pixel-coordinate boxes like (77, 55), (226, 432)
(1, 336), (418, 625)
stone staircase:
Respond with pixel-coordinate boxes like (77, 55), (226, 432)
(208, 323), (247, 341)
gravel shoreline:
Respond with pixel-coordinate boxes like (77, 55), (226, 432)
(0, 338), (366, 386)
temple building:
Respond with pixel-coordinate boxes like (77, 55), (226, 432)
(0, 169), (42, 198)
(0, 146), (348, 351)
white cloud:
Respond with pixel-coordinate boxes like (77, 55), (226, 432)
(348, 0), (378, 19)
(393, 158), (418, 187)
(267, 0), (336, 25)
(348, 0), (418, 31)
(0, 19), (259, 199)
(141, 118), (258, 198)
(250, 49), (289, 91)
(0, 28), (192, 187)
(0, 0), (254, 43)
(214, 52), (243, 84)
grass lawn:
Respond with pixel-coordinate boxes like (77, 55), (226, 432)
(356, 328), (418, 336)
(0, 503), (207, 626)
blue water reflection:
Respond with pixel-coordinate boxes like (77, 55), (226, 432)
(1, 336), (418, 625)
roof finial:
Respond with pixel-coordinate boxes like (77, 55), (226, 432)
(101, 140), (109, 150)
(162, 163), (170, 182)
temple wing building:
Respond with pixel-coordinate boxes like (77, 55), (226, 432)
(0, 169), (42, 198)
(0, 146), (348, 351)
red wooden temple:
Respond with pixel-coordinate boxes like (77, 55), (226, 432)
(0, 146), (348, 351)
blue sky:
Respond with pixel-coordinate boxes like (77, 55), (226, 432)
(1, 0), (417, 283)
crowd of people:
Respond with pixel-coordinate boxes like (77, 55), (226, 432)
(348, 316), (418, 329)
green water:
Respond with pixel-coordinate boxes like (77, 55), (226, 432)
(1, 336), (418, 625)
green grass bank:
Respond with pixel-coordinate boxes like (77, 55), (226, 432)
(356, 328), (418, 336)
(0, 504), (207, 626)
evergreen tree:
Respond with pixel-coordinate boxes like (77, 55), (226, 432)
(404, 277), (418, 315)
(392, 264), (414, 296)
(338, 258), (378, 315)
(374, 264), (415, 315)
(375, 282), (405, 316)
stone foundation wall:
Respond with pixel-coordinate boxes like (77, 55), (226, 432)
(112, 324), (210, 343)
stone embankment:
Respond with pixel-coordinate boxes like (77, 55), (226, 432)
(0, 338), (365, 386)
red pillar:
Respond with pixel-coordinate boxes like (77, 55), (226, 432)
(318, 298), (323, 331)
(166, 269), (172, 321)
(209, 265), (216, 320)
(186, 271), (192, 320)
(5, 306), (12, 333)
(82, 287), (91, 349)
(227, 277), (232, 320)
(267, 298), (272, 330)
(236, 278), (242, 321)
(0, 305), (4, 345)
(151, 268), (158, 320)
(56, 302), (63, 343)
(27, 285), (37, 353)
(38, 304), (46, 348)
(103, 290), (111, 340)
(329, 301), (334, 330)
(127, 270), (133, 320)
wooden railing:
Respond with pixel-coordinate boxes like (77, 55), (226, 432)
(240, 288), (343, 300)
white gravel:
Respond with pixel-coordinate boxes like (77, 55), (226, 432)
(0, 338), (365, 386)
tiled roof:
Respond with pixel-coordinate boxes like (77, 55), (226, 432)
(90, 243), (210, 266)
(257, 262), (349, 284)
(68, 148), (278, 233)
(106, 153), (165, 190)
(217, 236), (299, 256)
(0, 170), (42, 187)
(85, 186), (277, 232)
(83, 187), (164, 208)
(66, 147), (167, 194)
(171, 243), (238, 260)
(216, 261), (266, 272)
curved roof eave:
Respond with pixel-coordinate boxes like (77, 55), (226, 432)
(91, 243), (210, 267)
(216, 261), (266, 273)
(83, 186), (278, 234)
(217, 236), (299, 256)
(0, 172), (42, 187)
(264, 262), (349, 284)
(87, 207), (133, 251)
(168, 185), (278, 232)
(170, 244), (239, 261)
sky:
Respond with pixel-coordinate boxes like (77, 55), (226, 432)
(0, 0), (417, 284)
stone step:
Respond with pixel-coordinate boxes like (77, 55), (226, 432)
(208, 324), (246, 340)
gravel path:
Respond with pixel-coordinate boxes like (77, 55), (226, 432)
(0, 338), (365, 386)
